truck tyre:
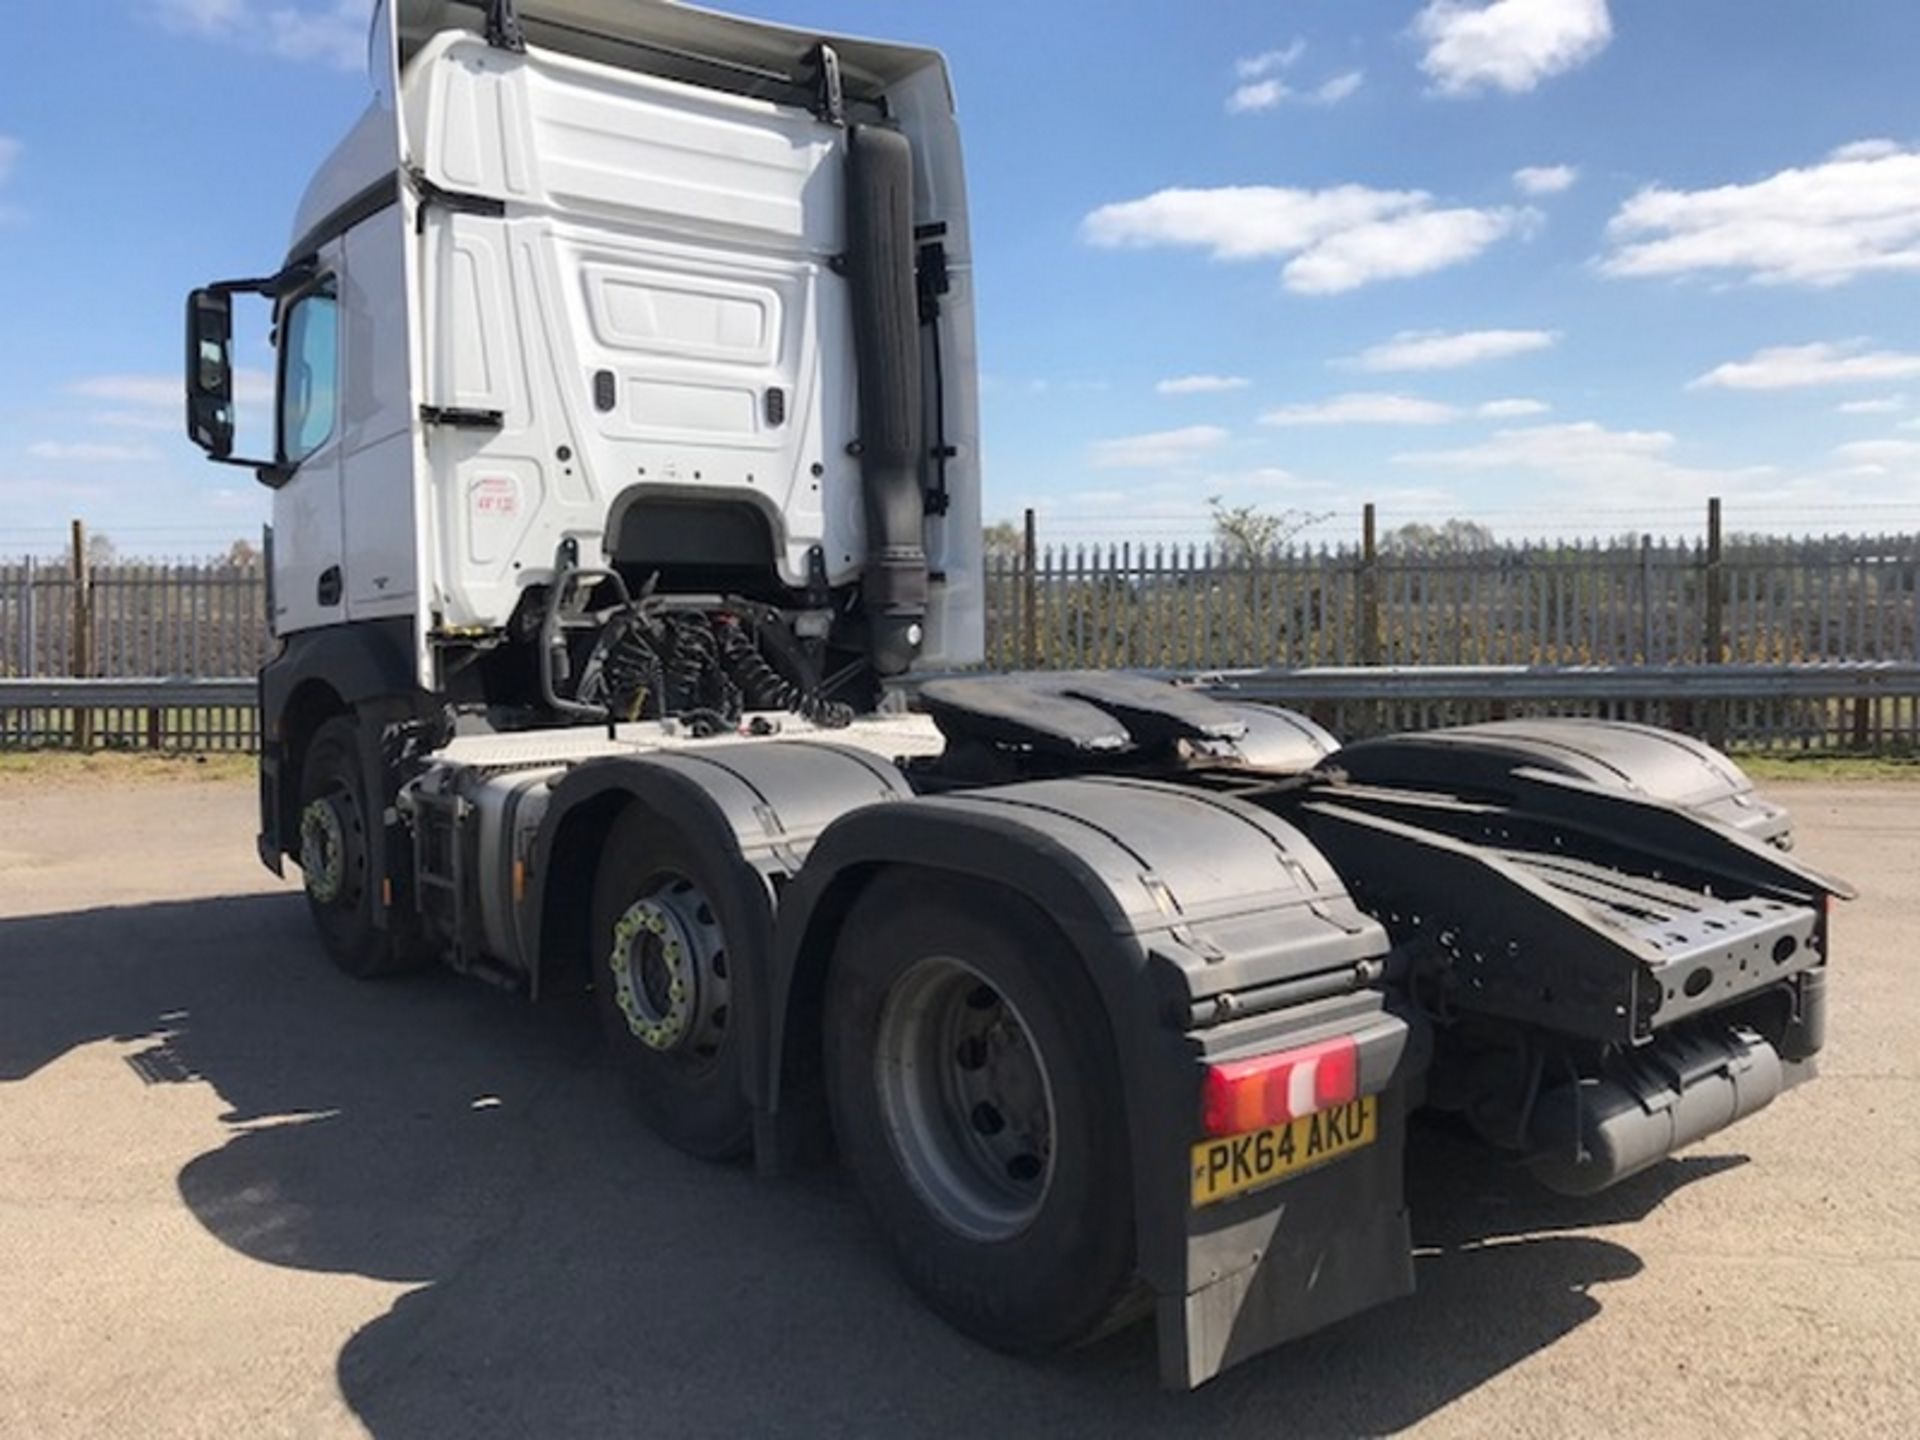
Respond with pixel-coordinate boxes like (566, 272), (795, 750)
(297, 715), (420, 979)
(590, 806), (755, 1160)
(824, 871), (1137, 1354)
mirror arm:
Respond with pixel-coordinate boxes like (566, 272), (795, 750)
(208, 260), (314, 300)
(195, 452), (286, 485)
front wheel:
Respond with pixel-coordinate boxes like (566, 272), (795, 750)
(825, 871), (1138, 1354)
(297, 715), (422, 979)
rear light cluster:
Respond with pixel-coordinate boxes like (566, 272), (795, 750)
(1201, 1035), (1359, 1137)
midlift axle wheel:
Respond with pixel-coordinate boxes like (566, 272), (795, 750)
(590, 805), (756, 1159)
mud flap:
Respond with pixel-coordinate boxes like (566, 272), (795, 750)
(1151, 1004), (1422, 1389)
(1160, 1083), (1414, 1389)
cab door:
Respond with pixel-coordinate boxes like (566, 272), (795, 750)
(269, 248), (347, 635)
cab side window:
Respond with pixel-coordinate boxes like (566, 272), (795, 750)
(279, 280), (339, 468)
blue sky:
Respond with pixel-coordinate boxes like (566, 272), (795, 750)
(3, 1), (1919, 556)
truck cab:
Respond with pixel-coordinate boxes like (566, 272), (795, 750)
(190, 0), (980, 761)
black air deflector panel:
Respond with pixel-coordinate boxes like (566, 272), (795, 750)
(919, 672), (1249, 755)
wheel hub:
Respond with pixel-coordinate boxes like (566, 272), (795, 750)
(299, 796), (347, 906)
(874, 958), (1058, 1242)
(608, 880), (730, 1056)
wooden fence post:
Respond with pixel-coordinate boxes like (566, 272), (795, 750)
(1359, 502), (1381, 667)
(70, 520), (93, 750)
(1021, 508), (1038, 671)
(1704, 496), (1726, 748)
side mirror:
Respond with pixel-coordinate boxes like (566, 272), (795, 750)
(186, 288), (236, 459)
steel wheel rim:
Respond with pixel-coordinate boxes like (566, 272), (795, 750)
(299, 789), (358, 908)
(873, 956), (1057, 1242)
(607, 874), (731, 1066)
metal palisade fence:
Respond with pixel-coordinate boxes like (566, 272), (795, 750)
(4, 514), (1920, 753)
(983, 524), (1920, 750)
(1, 550), (271, 750)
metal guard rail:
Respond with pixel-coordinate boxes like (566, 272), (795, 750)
(0, 678), (256, 707)
(6, 662), (1920, 711)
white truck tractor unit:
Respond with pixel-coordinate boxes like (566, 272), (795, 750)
(185, 0), (1849, 1389)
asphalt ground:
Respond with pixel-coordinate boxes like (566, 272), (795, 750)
(1, 771), (1915, 1438)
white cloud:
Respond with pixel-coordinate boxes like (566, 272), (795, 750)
(71, 375), (179, 407)
(1157, 375), (1252, 396)
(93, 410), (186, 432)
(28, 441), (164, 463)
(1602, 142), (1920, 287)
(1228, 80), (1292, 114)
(1207, 467), (1328, 494)
(71, 370), (274, 407)
(1228, 68), (1363, 114)
(1834, 439), (1920, 470)
(1348, 327), (1557, 371)
(1083, 183), (1533, 295)
(1237, 41), (1307, 79)
(1415, 0), (1613, 97)
(1256, 391), (1548, 426)
(1830, 139), (1903, 162)
(1313, 71), (1366, 105)
(1282, 205), (1533, 294)
(1691, 341), (1920, 391)
(1262, 393), (1463, 427)
(1835, 395), (1909, 416)
(1087, 184), (1414, 260)
(1514, 164), (1578, 195)
(1391, 420), (1769, 506)
(151, 0), (372, 70)
(1089, 425), (1231, 469)
(1478, 397), (1551, 417)
(0, 474), (116, 506)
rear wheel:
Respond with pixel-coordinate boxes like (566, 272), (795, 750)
(590, 806), (755, 1160)
(297, 715), (422, 979)
(825, 871), (1137, 1354)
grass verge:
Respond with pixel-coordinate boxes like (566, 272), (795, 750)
(1732, 752), (1920, 783)
(0, 750), (257, 787)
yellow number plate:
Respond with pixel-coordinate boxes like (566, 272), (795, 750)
(1189, 1095), (1378, 1207)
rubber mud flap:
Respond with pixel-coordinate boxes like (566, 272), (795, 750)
(1164, 1083), (1415, 1389)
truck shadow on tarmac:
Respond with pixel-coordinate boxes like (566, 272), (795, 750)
(1, 890), (1748, 1438)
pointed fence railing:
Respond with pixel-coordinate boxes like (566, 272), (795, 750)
(6, 521), (1920, 753)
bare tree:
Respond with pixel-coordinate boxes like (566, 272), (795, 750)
(226, 537), (262, 568)
(85, 531), (118, 567)
(982, 519), (1024, 567)
(1207, 497), (1331, 562)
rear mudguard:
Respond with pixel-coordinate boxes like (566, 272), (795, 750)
(773, 776), (1427, 1388)
(1328, 717), (1791, 843)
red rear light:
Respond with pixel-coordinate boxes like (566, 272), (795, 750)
(1201, 1035), (1359, 1137)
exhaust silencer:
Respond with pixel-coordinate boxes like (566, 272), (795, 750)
(843, 123), (927, 677)
(1528, 1028), (1786, 1197)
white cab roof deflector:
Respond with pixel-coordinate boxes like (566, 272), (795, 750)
(292, 0), (956, 256)
(395, 0), (951, 105)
